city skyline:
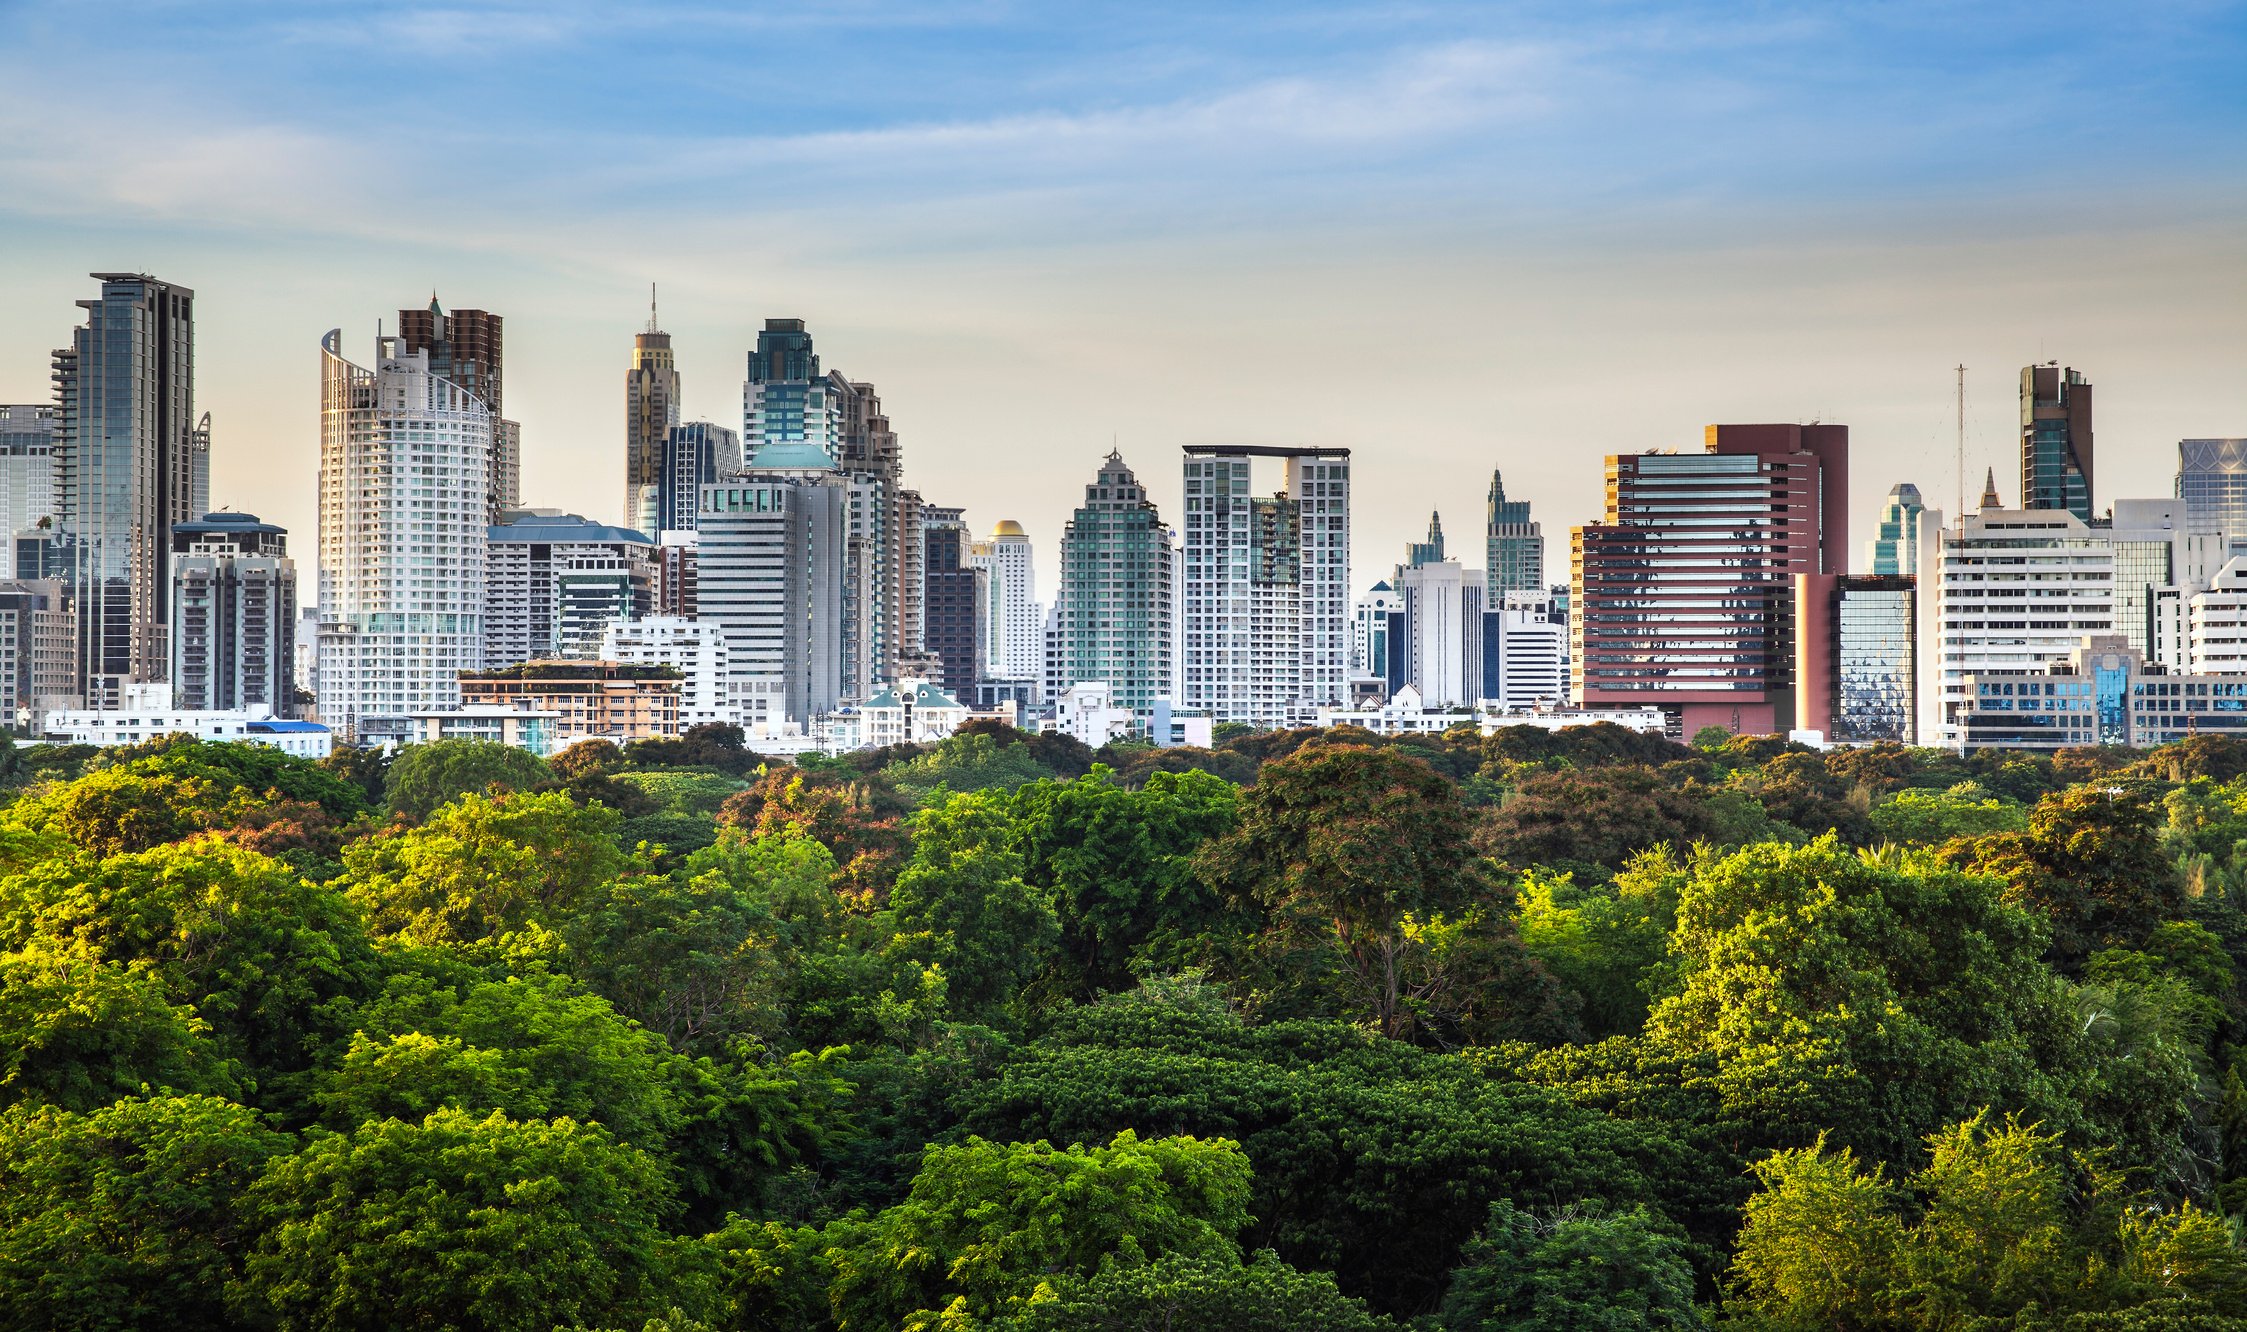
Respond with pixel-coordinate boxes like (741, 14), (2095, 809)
(3, 3), (2240, 595)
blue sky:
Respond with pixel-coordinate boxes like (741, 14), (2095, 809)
(2, 0), (2243, 577)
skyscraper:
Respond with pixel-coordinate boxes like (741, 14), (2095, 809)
(921, 508), (986, 697)
(1865, 482), (1926, 576)
(1485, 471), (1544, 598)
(2176, 438), (2247, 539)
(1179, 445), (1350, 727)
(625, 296), (681, 530)
(1405, 511), (1445, 569)
(1051, 451), (1174, 726)
(54, 273), (202, 707)
(484, 511), (654, 668)
(656, 422), (741, 533)
(1572, 423), (1848, 737)
(1396, 557), (1482, 707)
(1794, 573), (1915, 743)
(697, 467), (847, 729)
(2020, 363), (2093, 521)
(397, 297), (513, 522)
(967, 520), (1041, 681)
(0, 405), (58, 543)
(171, 511), (295, 715)
(316, 330), (493, 744)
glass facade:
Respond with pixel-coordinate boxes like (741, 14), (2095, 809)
(656, 422), (741, 533)
(1485, 470), (1544, 599)
(1054, 451), (1173, 725)
(1865, 482), (1925, 576)
(2176, 439), (2247, 539)
(1834, 580), (1914, 742)
(2020, 364), (2093, 522)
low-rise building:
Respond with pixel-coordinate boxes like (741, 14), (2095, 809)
(1318, 686), (1668, 738)
(861, 678), (969, 748)
(600, 616), (734, 730)
(1150, 698), (1214, 748)
(1050, 680), (1136, 747)
(408, 704), (559, 755)
(1954, 634), (2247, 751)
(457, 659), (682, 747)
(42, 684), (332, 757)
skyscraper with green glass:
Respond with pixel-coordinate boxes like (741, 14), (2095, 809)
(1048, 450), (1172, 727)
(1485, 470), (1543, 599)
(1865, 482), (1926, 576)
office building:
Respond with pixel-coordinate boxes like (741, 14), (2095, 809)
(2107, 498), (2224, 666)
(170, 511), (295, 715)
(53, 273), (203, 706)
(1483, 590), (1569, 712)
(2189, 558), (2247, 675)
(1397, 558), (1483, 707)
(1953, 635), (2247, 751)
(1352, 580), (1404, 690)
(1050, 451), (1174, 727)
(921, 508), (986, 697)
(1179, 445), (1350, 727)
(2176, 439), (2247, 540)
(316, 329), (492, 744)
(485, 510), (654, 668)
(1915, 503), (2113, 748)
(458, 659), (682, 746)
(657, 422), (741, 534)
(1866, 482), (1926, 576)
(1572, 423), (1849, 737)
(1793, 573), (1915, 744)
(1485, 470), (1544, 599)
(2020, 363), (2094, 521)
(0, 579), (73, 725)
(698, 465), (847, 728)
(625, 298), (682, 530)
(653, 532), (698, 617)
(0, 405), (58, 543)
(397, 297), (514, 523)
(602, 616), (734, 730)
(967, 519), (1041, 681)
(1051, 679), (1137, 747)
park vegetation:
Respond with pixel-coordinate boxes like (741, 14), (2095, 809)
(4, 715), (2247, 1329)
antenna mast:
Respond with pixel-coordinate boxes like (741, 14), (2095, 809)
(1954, 364), (1966, 516)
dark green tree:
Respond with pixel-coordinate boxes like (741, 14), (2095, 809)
(383, 739), (551, 820)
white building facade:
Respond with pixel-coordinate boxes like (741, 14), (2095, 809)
(316, 330), (492, 744)
(43, 685), (331, 757)
(1489, 591), (1570, 711)
(967, 520), (1042, 681)
(1398, 558), (1483, 708)
(601, 615), (736, 730)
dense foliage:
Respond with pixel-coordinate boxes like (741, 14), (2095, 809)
(3, 723), (2247, 1329)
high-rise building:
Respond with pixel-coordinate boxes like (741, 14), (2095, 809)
(1050, 451), (1174, 726)
(656, 422), (741, 534)
(697, 462), (847, 729)
(397, 297), (514, 523)
(1485, 471), (1544, 599)
(53, 273), (202, 707)
(2020, 363), (2093, 521)
(625, 297), (681, 530)
(2106, 498), (2223, 665)
(1866, 482), (1927, 576)
(1351, 580), (1404, 689)
(171, 511), (295, 715)
(1572, 423), (1848, 737)
(1793, 573), (1915, 744)
(0, 579), (73, 725)
(0, 405), (58, 544)
(485, 510), (654, 668)
(1483, 590), (1569, 711)
(1405, 511), (1445, 570)
(967, 520), (1041, 681)
(316, 330), (493, 744)
(1397, 558), (1482, 707)
(1914, 503), (2114, 748)
(921, 508), (986, 697)
(2176, 439), (2247, 540)
(2188, 558), (2247, 675)
(653, 533), (698, 618)
(1179, 445), (1350, 727)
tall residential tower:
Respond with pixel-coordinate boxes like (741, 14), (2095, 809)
(1050, 451), (1174, 726)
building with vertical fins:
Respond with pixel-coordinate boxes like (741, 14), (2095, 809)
(1179, 445), (1351, 727)
(657, 422), (740, 533)
(397, 297), (514, 522)
(170, 511), (295, 715)
(1484, 471), (1543, 598)
(0, 405), (58, 546)
(1572, 423), (1848, 737)
(1050, 451), (1174, 727)
(625, 291), (681, 531)
(53, 273), (202, 707)
(316, 330), (492, 744)
(921, 506), (986, 697)
(484, 510), (654, 667)
(2020, 363), (2093, 521)
(1865, 482), (1926, 576)
(2176, 438), (2247, 539)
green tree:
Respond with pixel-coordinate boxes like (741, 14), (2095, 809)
(1956, 782), (2182, 962)
(1870, 783), (2029, 846)
(1514, 852), (1682, 1038)
(383, 739), (551, 820)
(1439, 1200), (1703, 1330)
(340, 790), (635, 947)
(235, 1108), (692, 1332)
(0, 951), (237, 1109)
(0, 1094), (290, 1331)
(996, 1251), (1403, 1331)
(884, 730), (1055, 803)
(884, 792), (1062, 1020)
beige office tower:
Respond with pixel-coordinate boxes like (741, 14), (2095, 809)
(625, 293), (681, 531)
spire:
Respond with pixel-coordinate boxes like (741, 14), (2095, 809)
(1488, 469), (1506, 504)
(428, 291), (442, 317)
(1979, 466), (2001, 511)
(646, 283), (660, 335)
(1427, 510), (1443, 541)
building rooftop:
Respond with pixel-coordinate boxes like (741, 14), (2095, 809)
(175, 510), (286, 536)
(488, 512), (652, 545)
(245, 720), (330, 733)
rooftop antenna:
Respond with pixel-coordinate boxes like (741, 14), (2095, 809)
(647, 283), (659, 335)
(1954, 364), (1966, 517)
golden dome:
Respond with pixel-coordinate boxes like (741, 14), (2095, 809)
(992, 519), (1026, 537)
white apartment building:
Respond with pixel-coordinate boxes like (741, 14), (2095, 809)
(2190, 558), (2247, 674)
(601, 615), (736, 729)
(43, 685), (332, 757)
(1051, 680), (1137, 747)
(861, 678), (969, 747)
(1916, 505), (2115, 748)
(1398, 559), (1483, 708)
(1351, 580), (1402, 682)
(316, 330), (492, 745)
(967, 519), (1042, 681)
(1180, 446), (1350, 728)
(1490, 591), (1569, 710)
